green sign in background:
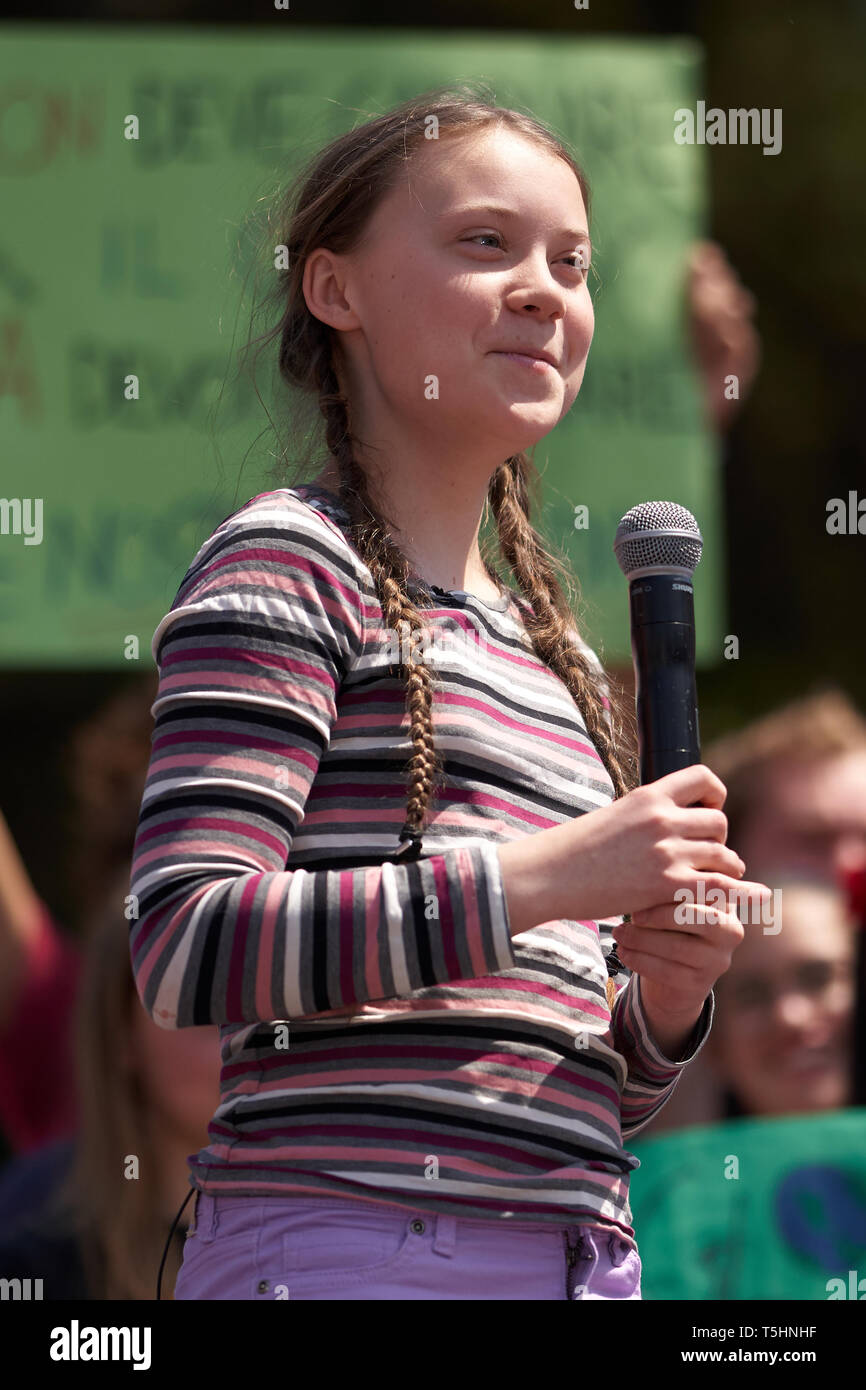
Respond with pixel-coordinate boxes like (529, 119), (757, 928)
(0, 27), (721, 668)
(629, 1110), (866, 1300)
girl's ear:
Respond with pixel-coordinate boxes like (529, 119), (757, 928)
(303, 247), (360, 332)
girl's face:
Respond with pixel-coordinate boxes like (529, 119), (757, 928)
(707, 887), (856, 1116)
(311, 126), (594, 461)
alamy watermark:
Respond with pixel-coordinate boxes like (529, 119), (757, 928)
(0, 497), (42, 545)
(383, 619), (493, 668)
(674, 881), (782, 934)
(674, 103), (782, 156)
(49, 1320), (151, 1369)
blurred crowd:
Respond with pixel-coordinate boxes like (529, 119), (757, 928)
(1, 242), (862, 1299)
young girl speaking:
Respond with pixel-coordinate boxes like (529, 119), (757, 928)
(129, 85), (766, 1300)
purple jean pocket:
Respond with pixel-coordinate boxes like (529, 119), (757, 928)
(569, 1230), (642, 1300)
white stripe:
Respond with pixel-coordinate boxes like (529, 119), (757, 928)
(139, 774), (310, 819)
(131, 862), (253, 899)
(228, 1082), (613, 1147)
(282, 868), (310, 1015)
(380, 860), (412, 995)
(323, 1173), (623, 1206)
(149, 877), (231, 1027)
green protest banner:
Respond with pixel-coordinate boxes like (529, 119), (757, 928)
(0, 26), (720, 667)
(628, 1109), (866, 1300)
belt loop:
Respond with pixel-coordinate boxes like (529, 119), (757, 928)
(577, 1228), (597, 1261)
(608, 1234), (628, 1267)
(432, 1213), (457, 1256)
(196, 1190), (217, 1244)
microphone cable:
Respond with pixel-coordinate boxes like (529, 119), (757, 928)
(156, 1186), (196, 1301)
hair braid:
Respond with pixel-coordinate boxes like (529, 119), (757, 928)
(487, 456), (637, 800)
(315, 360), (446, 856)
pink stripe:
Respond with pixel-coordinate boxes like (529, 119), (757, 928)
(132, 838), (273, 873)
(161, 643), (336, 687)
(364, 872), (385, 1003)
(340, 870), (354, 1004)
(177, 553), (361, 637)
(305, 786), (559, 832)
(149, 751), (313, 800)
(153, 727), (318, 761)
(339, 698), (601, 762)
(133, 881), (214, 996)
(431, 852), (460, 976)
(244, 1061), (621, 1114)
(211, 1123), (621, 1175)
(136, 815), (285, 855)
(180, 1169), (631, 1221)
(226, 876), (259, 1018)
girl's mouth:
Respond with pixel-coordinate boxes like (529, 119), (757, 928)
(492, 352), (554, 372)
(774, 1045), (841, 1075)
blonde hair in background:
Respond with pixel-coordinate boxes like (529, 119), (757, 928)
(51, 874), (185, 1300)
(705, 686), (866, 847)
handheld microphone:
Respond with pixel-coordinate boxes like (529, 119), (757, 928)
(613, 501), (703, 785)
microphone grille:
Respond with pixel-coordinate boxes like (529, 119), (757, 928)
(614, 500), (703, 579)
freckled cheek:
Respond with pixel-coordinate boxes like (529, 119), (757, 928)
(563, 352), (591, 407)
(392, 290), (485, 373)
(574, 302), (595, 354)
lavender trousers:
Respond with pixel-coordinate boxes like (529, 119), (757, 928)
(173, 1190), (642, 1301)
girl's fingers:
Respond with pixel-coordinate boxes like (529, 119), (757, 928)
(667, 878), (772, 931)
(620, 901), (747, 940)
(678, 841), (745, 877)
(675, 807), (730, 843)
(615, 920), (732, 952)
(612, 922), (734, 972)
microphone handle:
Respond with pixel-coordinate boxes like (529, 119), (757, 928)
(629, 573), (700, 785)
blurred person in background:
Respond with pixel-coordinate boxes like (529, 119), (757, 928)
(640, 687), (866, 1133)
(686, 239), (761, 435)
(704, 876), (858, 1119)
(0, 673), (157, 1157)
(0, 871), (220, 1299)
(707, 688), (866, 885)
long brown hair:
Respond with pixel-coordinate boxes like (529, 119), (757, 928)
(52, 874), (187, 1299)
(238, 82), (637, 848)
(61, 673), (159, 936)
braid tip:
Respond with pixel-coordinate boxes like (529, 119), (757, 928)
(393, 823), (424, 860)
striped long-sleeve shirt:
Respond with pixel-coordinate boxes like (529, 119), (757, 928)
(129, 483), (714, 1239)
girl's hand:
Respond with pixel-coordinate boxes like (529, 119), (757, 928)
(610, 890), (769, 1019)
(558, 763), (751, 924)
(499, 764), (767, 944)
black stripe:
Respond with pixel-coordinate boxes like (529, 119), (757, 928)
(240, 1099), (630, 1169)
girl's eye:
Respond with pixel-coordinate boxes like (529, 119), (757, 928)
(466, 234), (589, 277)
(468, 233), (503, 249)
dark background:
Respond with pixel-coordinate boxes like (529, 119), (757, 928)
(2, 0), (864, 931)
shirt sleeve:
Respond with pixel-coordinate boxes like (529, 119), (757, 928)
(607, 967), (715, 1139)
(129, 494), (516, 1030)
